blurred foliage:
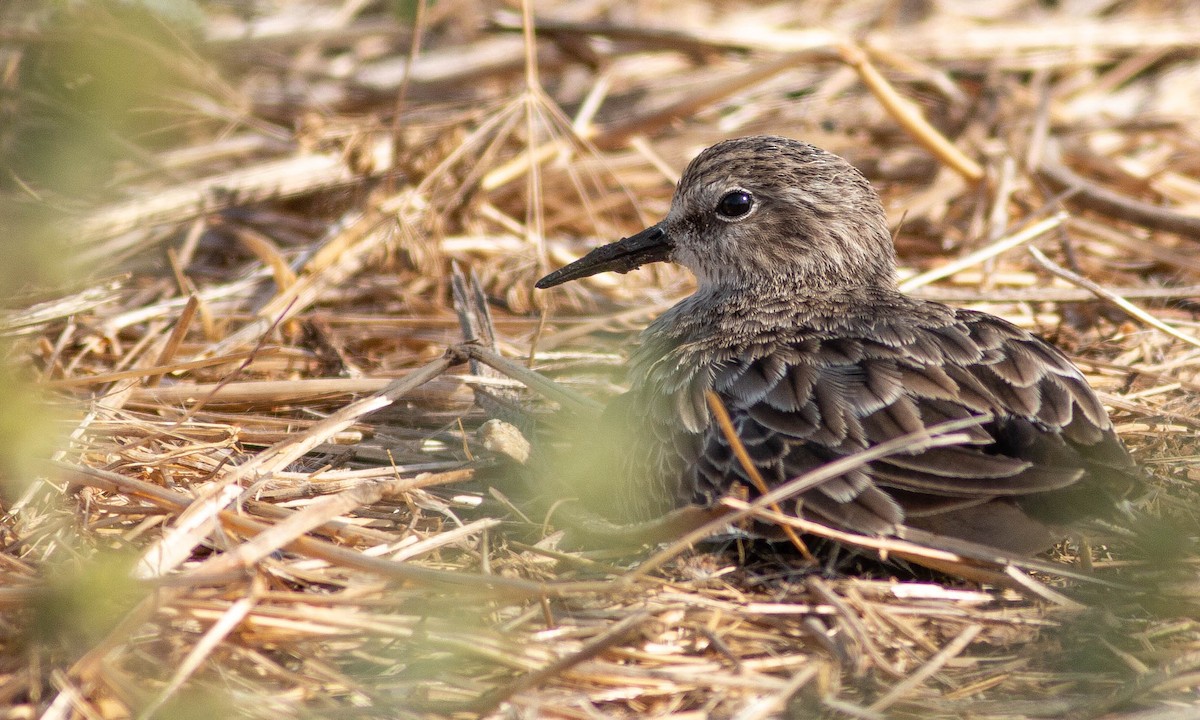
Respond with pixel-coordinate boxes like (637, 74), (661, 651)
(0, 2), (191, 683)
(0, 350), (58, 501)
(1, 0), (200, 202)
(389, 0), (429, 24)
(0, 1), (205, 496)
(30, 550), (142, 655)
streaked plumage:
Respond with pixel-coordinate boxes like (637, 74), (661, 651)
(536, 136), (1141, 554)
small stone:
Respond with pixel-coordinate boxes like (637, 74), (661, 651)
(479, 418), (531, 465)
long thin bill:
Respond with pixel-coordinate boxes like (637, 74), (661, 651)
(535, 225), (672, 289)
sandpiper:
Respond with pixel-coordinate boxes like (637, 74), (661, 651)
(536, 136), (1141, 554)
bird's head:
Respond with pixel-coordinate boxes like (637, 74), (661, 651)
(537, 136), (897, 293)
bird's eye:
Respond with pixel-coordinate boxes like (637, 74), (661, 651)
(716, 189), (754, 219)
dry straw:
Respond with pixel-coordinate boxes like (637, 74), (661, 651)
(4, 0), (1200, 717)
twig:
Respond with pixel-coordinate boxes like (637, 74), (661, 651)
(137, 581), (261, 720)
(731, 665), (821, 720)
(0, 278), (124, 336)
(56, 460), (620, 599)
(46, 349), (269, 388)
(867, 624), (983, 712)
(808, 576), (904, 678)
(125, 375), (469, 405)
(135, 352), (457, 579)
(75, 152), (380, 247)
(1038, 141), (1200, 241)
(459, 343), (603, 414)
(1029, 246), (1200, 350)
(839, 43), (983, 183)
(899, 213), (1066, 292)
(203, 206), (394, 359)
(465, 611), (653, 715)
(626, 416), (990, 581)
(1073, 650), (1200, 718)
(910, 284), (1200, 304)
(1002, 565), (1085, 609)
(145, 296), (198, 388)
(746, 505), (1116, 592)
(595, 49), (834, 149)
(705, 390), (814, 560)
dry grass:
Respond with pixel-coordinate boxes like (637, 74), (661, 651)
(3, 1), (1200, 717)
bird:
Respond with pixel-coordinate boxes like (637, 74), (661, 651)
(535, 135), (1142, 555)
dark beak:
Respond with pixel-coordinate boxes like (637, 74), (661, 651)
(535, 225), (673, 289)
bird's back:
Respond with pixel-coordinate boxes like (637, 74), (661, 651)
(603, 286), (1141, 553)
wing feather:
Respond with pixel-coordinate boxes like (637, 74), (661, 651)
(619, 299), (1140, 549)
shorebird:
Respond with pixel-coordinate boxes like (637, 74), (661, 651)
(536, 136), (1142, 554)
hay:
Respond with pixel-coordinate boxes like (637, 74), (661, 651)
(3, 1), (1199, 717)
